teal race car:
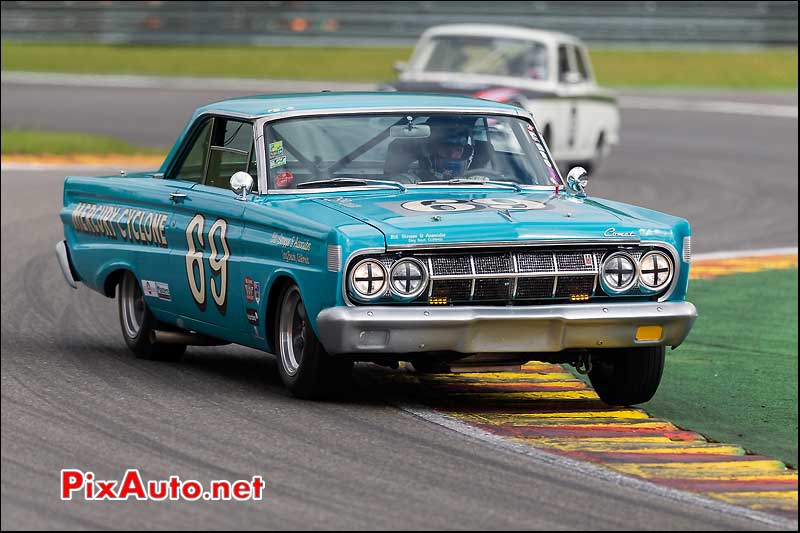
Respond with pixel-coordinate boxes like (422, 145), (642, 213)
(57, 92), (696, 404)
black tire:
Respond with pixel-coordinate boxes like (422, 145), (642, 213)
(117, 272), (186, 361)
(588, 346), (665, 406)
(411, 359), (451, 374)
(274, 283), (352, 399)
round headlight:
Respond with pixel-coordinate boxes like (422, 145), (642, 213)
(349, 259), (388, 302)
(389, 258), (428, 300)
(600, 252), (637, 294)
(638, 250), (673, 291)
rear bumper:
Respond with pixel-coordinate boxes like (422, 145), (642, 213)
(55, 240), (79, 289)
(316, 301), (697, 356)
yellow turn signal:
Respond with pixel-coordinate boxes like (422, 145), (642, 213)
(636, 325), (663, 341)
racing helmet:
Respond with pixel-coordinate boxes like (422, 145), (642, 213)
(424, 117), (476, 178)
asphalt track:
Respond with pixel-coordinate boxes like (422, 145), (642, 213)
(1, 78), (798, 529)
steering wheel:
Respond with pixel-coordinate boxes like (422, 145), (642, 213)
(462, 168), (507, 180)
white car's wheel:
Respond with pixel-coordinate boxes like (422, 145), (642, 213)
(118, 271), (185, 361)
(275, 283), (352, 398)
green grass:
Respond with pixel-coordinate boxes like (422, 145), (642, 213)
(648, 269), (798, 466)
(1, 129), (165, 156)
(2, 42), (797, 89)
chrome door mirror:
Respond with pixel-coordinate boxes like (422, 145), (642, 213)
(230, 171), (254, 201)
(566, 166), (588, 197)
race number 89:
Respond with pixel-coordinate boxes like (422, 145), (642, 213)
(185, 214), (230, 314)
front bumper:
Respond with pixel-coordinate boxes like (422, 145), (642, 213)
(316, 301), (697, 355)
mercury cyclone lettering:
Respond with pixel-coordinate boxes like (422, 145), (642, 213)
(71, 202), (168, 247)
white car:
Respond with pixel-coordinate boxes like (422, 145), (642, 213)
(385, 24), (620, 172)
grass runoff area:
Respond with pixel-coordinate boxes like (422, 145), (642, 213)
(647, 269), (798, 467)
(2, 42), (797, 89)
(1, 129), (165, 156)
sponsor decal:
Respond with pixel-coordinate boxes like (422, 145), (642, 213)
(400, 198), (547, 213)
(275, 170), (294, 188)
(185, 214), (230, 314)
(244, 276), (260, 304)
(71, 202), (169, 247)
(156, 282), (171, 302)
(281, 250), (310, 265)
(246, 308), (259, 326)
(387, 232), (447, 245)
(142, 280), (158, 298)
(270, 232), (312, 252)
(268, 141), (286, 169)
(604, 228), (638, 238)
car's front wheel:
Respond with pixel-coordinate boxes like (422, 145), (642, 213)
(118, 271), (186, 361)
(275, 283), (352, 399)
(588, 346), (665, 406)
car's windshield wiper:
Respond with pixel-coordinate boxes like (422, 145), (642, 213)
(417, 179), (523, 192)
(296, 178), (406, 192)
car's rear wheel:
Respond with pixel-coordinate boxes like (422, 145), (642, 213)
(118, 271), (185, 361)
(588, 346), (665, 406)
(275, 283), (352, 399)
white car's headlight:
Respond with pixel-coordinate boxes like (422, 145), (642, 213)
(389, 258), (428, 301)
(638, 250), (674, 292)
(600, 252), (637, 294)
(349, 259), (388, 302)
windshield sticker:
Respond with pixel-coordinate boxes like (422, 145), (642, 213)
(269, 141), (287, 169)
(397, 198), (548, 213)
(275, 170), (294, 188)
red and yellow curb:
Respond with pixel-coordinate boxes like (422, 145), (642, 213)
(1, 154), (165, 167)
(690, 254), (797, 280)
(398, 361), (797, 519)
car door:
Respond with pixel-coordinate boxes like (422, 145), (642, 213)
(162, 115), (257, 337)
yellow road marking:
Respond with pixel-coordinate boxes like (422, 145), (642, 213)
(511, 436), (708, 448)
(609, 460), (789, 479)
(1, 154), (165, 167)
(439, 372), (577, 381)
(449, 410), (650, 422)
(707, 491), (798, 509)
(445, 390), (600, 401)
(691, 254), (797, 279)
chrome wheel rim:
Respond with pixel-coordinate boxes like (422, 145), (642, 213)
(278, 287), (307, 377)
(120, 274), (145, 339)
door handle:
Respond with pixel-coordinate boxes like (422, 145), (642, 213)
(169, 192), (187, 202)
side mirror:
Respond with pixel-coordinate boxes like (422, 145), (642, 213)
(393, 61), (408, 75)
(566, 166), (588, 197)
(230, 171), (254, 201)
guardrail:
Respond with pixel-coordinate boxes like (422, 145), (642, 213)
(1, 1), (797, 47)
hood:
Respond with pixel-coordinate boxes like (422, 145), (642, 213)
(312, 189), (675, 248)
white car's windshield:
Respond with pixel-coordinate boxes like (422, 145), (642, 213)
(414, 36), (549, 80)
(263, 113), (562, 190)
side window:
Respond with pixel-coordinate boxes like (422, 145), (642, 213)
(572, 46), (590, 82)
(558, 45), (571, 83)
(205, 120), (254, 190)
(174, 119), (212, 183)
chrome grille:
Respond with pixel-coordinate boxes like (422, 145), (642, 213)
(430, 255), (471, 276)
(349, 244), (675, 305)
(474, 253), (512, 274)
(517, 252), (555, 272)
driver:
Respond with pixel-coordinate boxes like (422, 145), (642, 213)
(419, 117), (476, 180)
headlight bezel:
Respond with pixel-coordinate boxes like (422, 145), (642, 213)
(389, 258), (429, 301)
(600, 251), (638, 294)
(348, 258), (389, 303)
(637, 250), (674, 293)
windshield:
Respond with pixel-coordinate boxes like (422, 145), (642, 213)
(414, 36), (549, 80)
(264, 113), (561, 190)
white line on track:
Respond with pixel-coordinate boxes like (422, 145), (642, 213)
(396, 402), (798, 530)
(3, 71), (797, 119)
(619, 96), (798, 119)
